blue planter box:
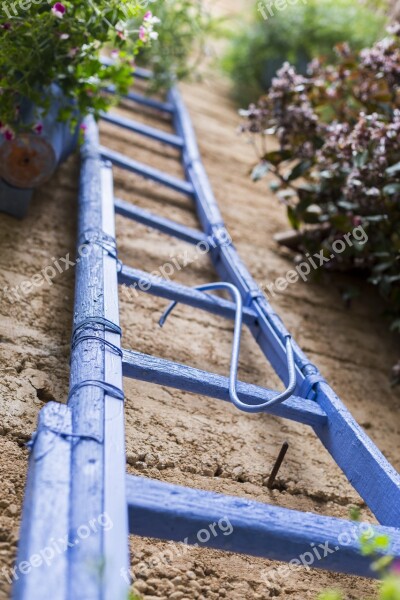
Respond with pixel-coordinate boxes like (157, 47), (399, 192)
(0, 180), (33, 219)
(0, 85), (80, 218)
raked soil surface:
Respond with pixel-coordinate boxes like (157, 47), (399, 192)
(1, 1), (399, 598)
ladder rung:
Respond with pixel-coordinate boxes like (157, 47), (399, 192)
(105, 85), (174, 113)
(100, 56), (153, 80)
(114, 198), (206, 245)
(100, 146), (194, 196)
(126, 475), (388, 579)
(121, 349), (327, 426)
(124, 91), (175, 113)
(132, 66), (153, 80)
(101, 112), (184, 149)
(118, 264), (258, 326)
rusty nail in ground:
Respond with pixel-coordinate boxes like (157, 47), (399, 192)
(267, 441), (289, 490)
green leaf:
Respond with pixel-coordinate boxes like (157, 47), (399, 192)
(303, 204), (323, 224)
(363, 215), (389, 223)
(337, 200), (359, 211)
(380, 574), (400, 600)
(353, 150), (369, 168)
(374, 534), (391, 551)
(278, 189), (296, 200)
(330, 214), (352, 232)
(263, 149), (292, 165)
(285, 160), (312, 182)
(251, 162), (269, 182)
(317, 591), (343, 600)
(287, 206), (300, 230)
(341, 286), (361, 304)
(386, 162), (400, 177)
(372, 262), (394, 274)
(390, 319), (400, 333)
(269, 180), (281, 192)
(320, 170), (335, 180)
(371, 555), (394, 573)
(349, 506), (362, 522)
(383, 184), (400, 196)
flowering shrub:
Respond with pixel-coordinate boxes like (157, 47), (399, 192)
(0, 0), (158, 137)
(240, 27), (400, 375)
(222, 0), (386, 106)
(132, 0), (216, 92)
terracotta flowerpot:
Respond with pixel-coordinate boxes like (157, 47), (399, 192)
(0, 84), (80, 218)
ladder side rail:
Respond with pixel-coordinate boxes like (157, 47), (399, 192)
(68, 117), (128, 600)
(169, 86), (400, 526)
(12, 404), (72, 600)
(169, 87), (309, 387)
(101, 163), (130, 600)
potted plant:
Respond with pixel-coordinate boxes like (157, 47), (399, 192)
(0, 0), (158, 217)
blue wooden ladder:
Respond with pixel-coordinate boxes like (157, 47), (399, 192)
(13, 72), (400, 600)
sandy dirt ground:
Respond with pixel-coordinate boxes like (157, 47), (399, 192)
(1, 0), (400, 598)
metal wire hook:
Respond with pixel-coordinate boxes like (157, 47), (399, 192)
(159, 282), (297, 413)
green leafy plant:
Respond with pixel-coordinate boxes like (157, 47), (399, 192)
(0, 0), (156, 136)
(132, 0), (216, 93)
(318, 506), (399, 599)
(222, 0), (387, 105)
(318, 533), (400, 600)
(240, 26), (400, 375)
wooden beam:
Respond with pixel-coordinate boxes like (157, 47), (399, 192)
(126, 475), (400, 579)
(100, 146), (194, 196)
(101, 112), (184, 149)
(122, 349), (327, 427)
(118, 264), (258, 326)
(13, 403), (72, 599)
(114, 197), (205, 245)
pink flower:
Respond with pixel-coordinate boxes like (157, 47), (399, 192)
(116, 30), (126, 40)
(392, 560), (400, 574)
(68, 47), (78, 58)
(139, 25), (146, 41)
(111, 49), (119, 60)
(33, 122), (43, 135)
(1, 126), (15, 141)
(139, 11), (160, 42)
(143, 12), (160, 25)
(51, 3), (66, 18)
